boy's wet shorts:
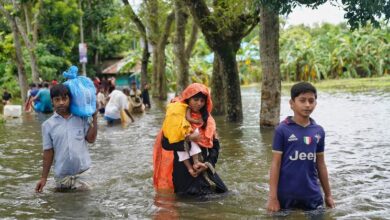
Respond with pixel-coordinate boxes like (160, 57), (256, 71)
(279, 195), (324, 210)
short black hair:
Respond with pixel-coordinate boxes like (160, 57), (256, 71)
(50, 84), (70, 99)
(291, 82), (317, 100)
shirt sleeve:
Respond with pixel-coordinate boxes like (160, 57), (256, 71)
(316, 128), (325, 154)
(42, 122), (53, 150)
(272, 126), (284, 154)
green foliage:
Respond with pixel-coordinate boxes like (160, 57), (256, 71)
(36, 43), (71, 81)
(259, 0), (390, 29)
(39, 0), (79, 57)
(0, 31), (20, 96)
(279, 23), (390, 81)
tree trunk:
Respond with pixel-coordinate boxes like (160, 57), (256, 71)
(184, 0), (259, 122)
(259, 6), (281, 127)
(217, 46), (243, 121)
(174, 0), (189, 95)
(151, 46), (159, 97)
(23, 4), (31, 34)
(156, 44), (167, 100)
(185, 21), (198, 61)
(12, 20), (28, 101)
(94, 25), (100, 66)
(122, 0), (150, 87)
(32, 0), (42, 45)
(140, 37), (150, 87)
(211, 53), (225, 115)
(14, 5), (40, 83)
(0, 4), (28, 100)
(154, 12), (174, 100)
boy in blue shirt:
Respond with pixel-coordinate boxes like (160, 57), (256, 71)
(35, 84), (98, 192)
(267, 82), (335, 212)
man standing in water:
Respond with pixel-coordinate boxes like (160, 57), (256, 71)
(35, 84), (98, 192)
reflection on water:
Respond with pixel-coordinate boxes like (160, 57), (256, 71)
(0, 87), (389, 219)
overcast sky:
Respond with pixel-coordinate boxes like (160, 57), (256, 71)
(285, 2), (346, 26)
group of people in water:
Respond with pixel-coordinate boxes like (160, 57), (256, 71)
(19, 76), (151, 127)
(96, 79), (151, 125)
(32, 79), (335, 214)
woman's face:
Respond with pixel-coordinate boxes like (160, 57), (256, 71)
(188, 96), (206, 113)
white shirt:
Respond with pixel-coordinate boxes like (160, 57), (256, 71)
(104, 90), (128, 119)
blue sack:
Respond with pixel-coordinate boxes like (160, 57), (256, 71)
(63, 65), (78, 79)
(63, 66), (96, 117)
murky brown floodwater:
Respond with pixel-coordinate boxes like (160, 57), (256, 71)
(0, 87), (389, 219)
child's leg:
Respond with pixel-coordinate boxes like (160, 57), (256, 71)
(177, 151), (197, 177)
(177, 151), (190, 162)
(189, 141), (201, 158)
(190, 142), (207, 170)
(183, 159), (197, 177)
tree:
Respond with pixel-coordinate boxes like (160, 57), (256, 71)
(0, 3), (28, 100)
(173, 0), (198, 95)
(0, 0), (41, 83)
(122, 0), (150, 88)
(141, 0), (175, 100)
(258, 0), (390, 127)
(184, 0), (259, 122)
(259, 5), (281, 127)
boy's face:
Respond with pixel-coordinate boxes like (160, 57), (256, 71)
(290, 92), (317, 118)
(52, 95), (70, 115)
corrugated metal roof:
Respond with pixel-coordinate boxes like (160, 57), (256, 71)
(102, 57), (141, 74)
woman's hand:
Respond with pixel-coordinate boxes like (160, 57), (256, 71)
(188, 132), (200, 142)
(194, 165), (208, 176)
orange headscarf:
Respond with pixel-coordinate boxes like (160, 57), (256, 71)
(153, 83), (216, 192)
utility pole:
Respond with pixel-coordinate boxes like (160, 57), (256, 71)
(79, 0), (87, 76)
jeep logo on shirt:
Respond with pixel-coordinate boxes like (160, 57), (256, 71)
(289, 150), (316, 162)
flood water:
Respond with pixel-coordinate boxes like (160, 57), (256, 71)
(0, 86), (389, 219)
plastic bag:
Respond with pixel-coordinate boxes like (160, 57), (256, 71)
(63, 66), (96, 117)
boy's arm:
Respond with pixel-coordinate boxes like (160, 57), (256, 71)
(267, 152), (282, 212)
(316, 154), (335, 208)
(35, 149), (54, 193)
(86, 113), (98, 143)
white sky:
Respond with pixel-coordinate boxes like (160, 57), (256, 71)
(285, 2), (346, 26)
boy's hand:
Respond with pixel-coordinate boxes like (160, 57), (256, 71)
(325, 195), (335, 208)
(35, 177), (47, 193)
(267, 197), (281, 212)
